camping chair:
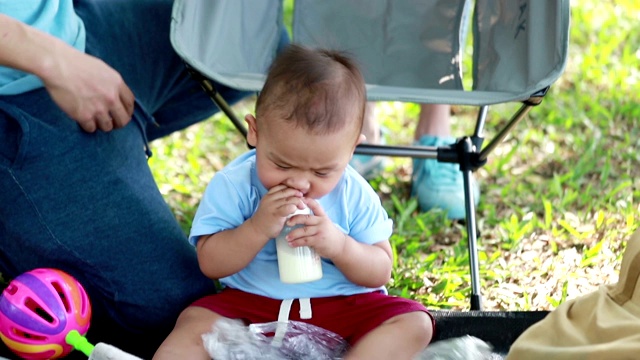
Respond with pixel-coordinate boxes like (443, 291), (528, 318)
(170, 0), (570, 352)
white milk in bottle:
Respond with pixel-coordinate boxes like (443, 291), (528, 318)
(275, 206), (323, 283)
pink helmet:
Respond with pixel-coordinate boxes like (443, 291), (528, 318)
(0, 268), (92, 359)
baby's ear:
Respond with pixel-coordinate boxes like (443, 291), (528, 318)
(350, 133), (366, 158)
(245, 114), (258, 147)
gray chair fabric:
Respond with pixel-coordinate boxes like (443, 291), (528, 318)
(170, 0), (569, 106)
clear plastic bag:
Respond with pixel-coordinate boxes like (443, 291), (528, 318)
(202, 318), (349, 360)
(415, 335), (504, 360)
(203, 319), (503, 360)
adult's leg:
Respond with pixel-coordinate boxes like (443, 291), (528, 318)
(0, 91), (213, 358)
(414, 104), (452, 140)
(0, 0), (253, 357)
(76, 0), (251, 344)
(411, 104), (480, 220)
(352, 102), (480, 219)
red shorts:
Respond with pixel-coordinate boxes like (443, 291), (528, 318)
(191, 288), (434, 344)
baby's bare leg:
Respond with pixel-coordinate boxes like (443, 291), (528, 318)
(344, 311), (433, 360)
(153, 306), (224, 360)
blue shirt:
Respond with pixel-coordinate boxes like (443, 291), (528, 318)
(0, 0), (86, 95)
(190, 149), (394, 299)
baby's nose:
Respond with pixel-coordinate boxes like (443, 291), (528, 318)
(284, 177), (310, 194)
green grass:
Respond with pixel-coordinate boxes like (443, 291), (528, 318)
(150, 1), (639, 311)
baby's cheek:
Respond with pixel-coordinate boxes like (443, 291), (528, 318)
(309, 177), (342, 198)
(257, 168), (282, 190)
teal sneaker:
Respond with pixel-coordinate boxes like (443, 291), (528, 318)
(411, 135), (480, 219)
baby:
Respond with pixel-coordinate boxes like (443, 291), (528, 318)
(153, 44), (434, 360)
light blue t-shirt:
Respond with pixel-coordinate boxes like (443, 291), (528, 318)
(190, 149), (394, 299)
(0, 0), (86, 95)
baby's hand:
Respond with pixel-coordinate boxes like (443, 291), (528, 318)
(284, 198), (347, 260)
(248, 185), (304, 239)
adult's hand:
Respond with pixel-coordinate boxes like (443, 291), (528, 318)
(0, 13), (135, 133)
(41, 49), (135, 133)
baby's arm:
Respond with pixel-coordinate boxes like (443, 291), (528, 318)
(332, 237), (393, 288)
(196, 185), (304, 279)
(196, 223), (270, 279)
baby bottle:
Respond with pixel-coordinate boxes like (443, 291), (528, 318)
(275, 206), (323, 283)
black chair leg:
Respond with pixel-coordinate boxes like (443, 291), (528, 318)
(458, 137), (483, 310)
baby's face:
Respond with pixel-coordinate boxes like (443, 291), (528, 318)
(253, 118), (359, 199)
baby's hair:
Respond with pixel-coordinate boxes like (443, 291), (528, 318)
(255, 44), (366, 136)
